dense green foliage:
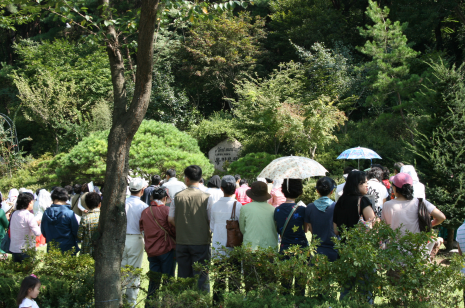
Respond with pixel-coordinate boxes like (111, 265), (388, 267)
(52, 120), (214, 184)
(226, 152), (280, 180)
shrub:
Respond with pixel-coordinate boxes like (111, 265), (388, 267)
(51, 119), (214, 184)
(227, 152), (281, 181)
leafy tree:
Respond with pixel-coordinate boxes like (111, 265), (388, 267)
(410, 61), (465, 248)
(230, 61), (346, 157)
(52, 119), (213, 184)
(357, 0), (421, 144)
(174, 11), (267, 113)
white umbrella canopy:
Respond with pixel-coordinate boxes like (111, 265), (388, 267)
(258, 156), (328, 180)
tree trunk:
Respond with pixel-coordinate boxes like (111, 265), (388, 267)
(446, 227), (455, 251)
(94, 1), (160, 307)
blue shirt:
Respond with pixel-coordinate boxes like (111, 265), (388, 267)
(41, 204), (79, 254)
(274, 203), (308, 251)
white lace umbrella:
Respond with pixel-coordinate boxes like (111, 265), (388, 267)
(258, 156), (328, 180)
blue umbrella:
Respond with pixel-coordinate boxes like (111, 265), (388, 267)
(337, 146), (382, 169)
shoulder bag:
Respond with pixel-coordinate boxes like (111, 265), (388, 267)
(226, 201), (243, 247)
(149, 206), (176, 244)
(281, 204), (299, 239)
(417, 198), (432, 233)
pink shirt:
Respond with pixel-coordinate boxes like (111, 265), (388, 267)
(235, 185), (252, 205)
(269, 188), (286, 207)
(9, 210), (41, 253)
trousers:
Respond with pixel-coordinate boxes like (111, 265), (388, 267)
(121, 234), (145, 305)
(176, 244), (211, 292)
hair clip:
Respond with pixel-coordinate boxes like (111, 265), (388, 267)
(30, 274), (37, 278)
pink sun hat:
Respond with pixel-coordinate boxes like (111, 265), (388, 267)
(390, 172), (413, 187)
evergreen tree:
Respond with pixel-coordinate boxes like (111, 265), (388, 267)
(358, 0), (421, 144)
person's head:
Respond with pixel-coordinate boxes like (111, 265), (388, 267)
(316, 177), (337, 197)
(382, 167), (390, 181)
(343, 166), (355, 175)
(281, 179), (303, 199)
(221, 175), (236, 196)
(152, 187), (168, 203)
(393, 162), (404, 175)
(199, 178), (205, 184)
(234, 174), (241, 183)
(64, 185), (73, 195)
(184, 165), (202, 185)
(151, 175), (161, 186)
(390, 173), (414, 200)
(342, 171), (368, 196)
(51, 187), (69, 203)
(246, 181), (272, 202)
(85, 192), (101, 210)
(81, 183), (89, 193)
(207, 175), (221, 188)
(265, 178), (273, 184)
(17, 275), (41, 305)
(367, 167), (383, 182)
(73, 184), (82, 194)
(166, 169), (176, 179)
(129, 178), (148, 196)
(371, 164), (384, 170)
(16, 192), (35, 211)
(239, 179), (247, 186)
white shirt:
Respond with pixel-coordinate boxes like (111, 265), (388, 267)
(210, 197), (241, 256)
(412, 182), (426, 199)
(125, 196), (148, 234)
(162, 178), (187, 203)
(367, 179), (389, 214)
(335, 183), (345, 202)
(199, 184), (208, 192)
(205, 187), (224, 204)
(19, 298), (39, 308)
(168, 188), (214, 219)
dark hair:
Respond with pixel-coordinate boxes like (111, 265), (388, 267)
(51, 187), (69, 202)
(239, 179), (247, 186)
(152, 187), (168, 201)
(234, 174), (241, 182)
(282, 179), (303, 199)
(367, 167), (383, 182)
(342, 171), (367, 196)
(73, 184), (82, 194)
(199, 178), (204, 184)
(207, 175), (221, 188)
(184, 165), (202, 182)
(35, 188), (41, 196)
(166, 169), (176, 178)
(371, 164), (384, 170)
(316, 177), (336, 196)
(265, 178), (273, 184)
(16, 193), (34, 210)
(151, 175), (161, 185)
(393, 183), (414, 200)
(85, 192), (101, 210)
(393, 162), (404, 173)
(221, 182), (236, 195)
(382, 167), (390, 180)
(64, 185), (73, 195)
(17, 276), (41, 306)
(343, 166), (355, 174)
(51, 186), (57, 192)
(81, 183), (89, 193)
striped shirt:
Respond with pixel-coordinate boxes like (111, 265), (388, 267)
(77, 208), (100, 257)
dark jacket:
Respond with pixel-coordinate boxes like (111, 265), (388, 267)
(41, 204), (80, 254)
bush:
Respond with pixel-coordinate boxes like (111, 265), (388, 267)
(0, 244), (94, 308)
(50, 119), (214, 184)
(227, 152), (281, 181)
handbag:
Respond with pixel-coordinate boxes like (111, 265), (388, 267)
(281, 204), (299, 239)
(149, 206), (176, 244)
(226, 201), (243, 247)
(417, 198), (432, 233)
(1, 212), (12, 254)
(358, 197), (374, 229)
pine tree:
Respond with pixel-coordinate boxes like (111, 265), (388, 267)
(358, 0), (420, 144)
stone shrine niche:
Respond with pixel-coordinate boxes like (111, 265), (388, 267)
(208, 139), (242, 171)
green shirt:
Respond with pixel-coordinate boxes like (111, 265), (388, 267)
(239, 201), (278, 251)
(0, 209), (9, 253)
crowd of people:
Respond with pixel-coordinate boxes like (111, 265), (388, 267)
(0, 162), (449, 307)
